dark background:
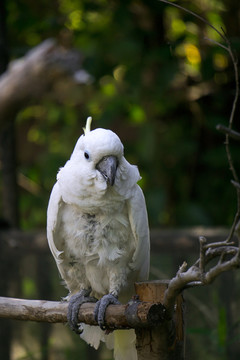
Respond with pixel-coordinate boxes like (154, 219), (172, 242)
(0, 0), (240, 359)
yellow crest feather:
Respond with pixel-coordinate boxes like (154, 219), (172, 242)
(83, 116), (92, 135)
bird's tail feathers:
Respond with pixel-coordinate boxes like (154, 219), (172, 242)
(80, 324), (104, 349)
(80, 325), (137, 360)
(80, 324), (114, 350)
(114, 329), (137, 360)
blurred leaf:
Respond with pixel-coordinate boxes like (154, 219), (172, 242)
(22, 277), (37, 298)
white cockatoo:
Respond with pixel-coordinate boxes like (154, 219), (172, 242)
(47, 117), (150, 360)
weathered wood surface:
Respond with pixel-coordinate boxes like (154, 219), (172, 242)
(0, 296), (164, 329)
(135, 281), (185, 360)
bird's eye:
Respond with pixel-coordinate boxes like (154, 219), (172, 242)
(84, 151), (90, 160)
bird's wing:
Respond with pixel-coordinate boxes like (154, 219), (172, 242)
(47, 182), (86, 293)
(47, 182), (64, 266)
(127, 185), (150, 280)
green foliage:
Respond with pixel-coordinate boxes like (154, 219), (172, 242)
(22, 277), (37, 298)
(4, 1), (240, 231)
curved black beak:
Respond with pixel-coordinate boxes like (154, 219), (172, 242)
(96, 155), (118, 186)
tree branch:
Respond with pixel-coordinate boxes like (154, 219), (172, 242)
(0, 39), (83, 128)
(0, 296), (164, 329)
(163, 235), (240, 319)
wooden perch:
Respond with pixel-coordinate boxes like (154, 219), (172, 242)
(0, 296), (164, 329)
(0, 282), (185, 359)
(0, 39), (83, 127)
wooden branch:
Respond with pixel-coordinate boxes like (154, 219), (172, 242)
(0, 39), (83, 127)
(0, 296), (164, 329)
(163, 237), (240, 319)
(0, 297), (68, 323)
(194, 245), (237, 266)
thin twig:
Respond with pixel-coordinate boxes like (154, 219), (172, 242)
(158, 0), (227, 43)
(199, 236), (207, 272)
(216, 125), (240, 141)
(226, 208), (240, 243)
(204, 37), (229, 52)
(231, 180), (240, 190)
(204, 241), (235, 249)
(193, 246), (238, 267)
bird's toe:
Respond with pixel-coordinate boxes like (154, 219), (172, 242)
(67, 289), (97, 334)
(94, 293), (120, 330)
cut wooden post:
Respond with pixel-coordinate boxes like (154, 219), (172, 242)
(135, 281), (185, 360)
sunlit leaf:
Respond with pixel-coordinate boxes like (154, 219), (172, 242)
(129, 104), (146, 124)
(184, 44), (201, 65)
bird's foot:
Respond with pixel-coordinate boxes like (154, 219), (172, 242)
(94, 293), (120, 330)
(67, 289), (97, 334)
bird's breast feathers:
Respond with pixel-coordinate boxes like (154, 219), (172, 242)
(59, 200), (135, 267)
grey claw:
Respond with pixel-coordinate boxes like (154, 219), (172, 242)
(94, 293), (120, 330)
(67, 289), (97, 334)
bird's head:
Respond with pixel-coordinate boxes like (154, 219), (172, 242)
(57, 117), (140, 206)
(70, 117), (124, 187)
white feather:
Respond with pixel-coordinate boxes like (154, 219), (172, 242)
(47, 183), (64, 264)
